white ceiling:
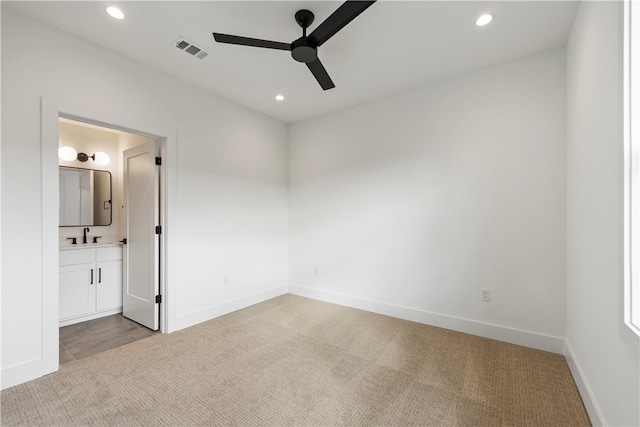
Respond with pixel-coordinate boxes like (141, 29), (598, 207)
(5, 1), (579, 123)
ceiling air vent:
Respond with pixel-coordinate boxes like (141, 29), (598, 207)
(174, 37), (210, 60)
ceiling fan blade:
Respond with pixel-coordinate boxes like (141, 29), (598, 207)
(306, 58), (335, 90)
(308, 1), (376, 47)
(212, 33), (291, 51)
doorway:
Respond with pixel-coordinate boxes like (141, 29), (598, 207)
(41, 97), (176, 377)
(57, 118), (162, 359)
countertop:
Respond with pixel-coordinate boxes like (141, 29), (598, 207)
(59, 243), (122, 251)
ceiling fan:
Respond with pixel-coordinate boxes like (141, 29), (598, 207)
(212, 1), (376, 91)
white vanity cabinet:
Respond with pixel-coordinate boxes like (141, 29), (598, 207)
(59, 246), (122, 326)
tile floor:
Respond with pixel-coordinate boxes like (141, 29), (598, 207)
(59, 314), (157, 364)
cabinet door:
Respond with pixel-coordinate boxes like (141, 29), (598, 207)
(96, 260), (122, 312)
(59, 262), (96, 320)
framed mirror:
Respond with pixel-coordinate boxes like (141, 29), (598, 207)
(59, 167), (112, 226)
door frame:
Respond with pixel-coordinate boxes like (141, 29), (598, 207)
(41, 97), (177, 376)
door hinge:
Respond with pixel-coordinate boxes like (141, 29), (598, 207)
(155, 157), (162, 166)
(155, 225), (162, 235)
(155, 295), (162, 304)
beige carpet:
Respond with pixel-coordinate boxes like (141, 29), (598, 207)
(2, 294), (590, 426)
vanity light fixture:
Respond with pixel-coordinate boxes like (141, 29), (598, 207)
(58, 146), (110, 166)
(106, 6), (125, 20)
(476, 13), (494, 27)
(58, 146), (78, 162)
(89, 152), (110, 166)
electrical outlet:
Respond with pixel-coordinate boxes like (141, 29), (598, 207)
(314, 266), (319, 275)
(223, 276), (230, 286)
(481, 288), (491, 302)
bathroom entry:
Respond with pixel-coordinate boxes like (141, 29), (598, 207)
(58, 118), (162, 332)
(122, 141), (160, 330)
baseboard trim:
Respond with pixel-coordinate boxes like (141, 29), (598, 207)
(288, 285), (564, 354)
(175, 285), (289, 331)
(564, 340), (605, 426)
(1, 358), (42, 390)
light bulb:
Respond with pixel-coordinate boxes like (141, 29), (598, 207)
(476, 13), (494, 27)
(93, 152), (110, 166)
(106, 7), (125, 20)
(275, 94), (285, 101)
(58, 146), (77, 162)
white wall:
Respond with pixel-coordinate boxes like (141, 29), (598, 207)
(289, 48), (567, 352)
(1, 8), (289, 388)
(566, 2), (640, 426)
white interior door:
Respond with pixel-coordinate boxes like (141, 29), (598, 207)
(123, 141), (159, 330)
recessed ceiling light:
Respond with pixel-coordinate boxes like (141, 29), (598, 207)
(275, 95), (285, 101)
(475, 13), (494, 27)
(106, 6), (125, 20)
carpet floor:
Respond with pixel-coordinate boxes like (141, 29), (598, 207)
(2, 294), (590, 426)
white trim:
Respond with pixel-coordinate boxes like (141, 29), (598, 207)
(41, 99), (61, 377)
(289, 285), (565, 354)
(623, 0), (640, 338)
(174, 286), (289, 331)
(39, 97), (177, 381)
(564, 340), (606, 427)
(1, 358), (42, 390)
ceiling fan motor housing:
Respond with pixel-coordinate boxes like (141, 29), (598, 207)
(291, 37), (317, 63)
(292, 10), (317, 63)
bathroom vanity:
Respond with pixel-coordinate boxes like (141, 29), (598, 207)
(59, 244), (122, 326)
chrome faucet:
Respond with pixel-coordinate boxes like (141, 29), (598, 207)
(83, 227), (90, 244)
